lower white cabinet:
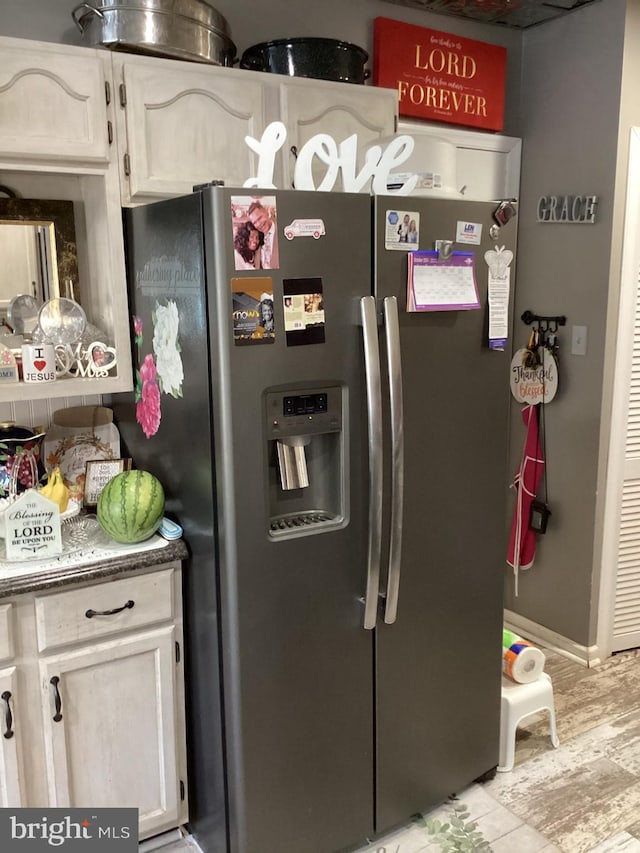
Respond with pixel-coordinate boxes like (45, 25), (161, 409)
(0, 665), (25, 807)
(0, 563), (187, 840)
(40, 626), (181, 836)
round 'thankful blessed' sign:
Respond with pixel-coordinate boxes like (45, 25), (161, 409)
(509, 347), (558, 405)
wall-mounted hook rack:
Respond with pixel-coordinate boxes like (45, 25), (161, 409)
(521, 310), (567, 334)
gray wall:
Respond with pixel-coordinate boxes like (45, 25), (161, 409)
(503, 0), (627, 646)
(0, 0), (523, 135)
(4, 0), (634, 649)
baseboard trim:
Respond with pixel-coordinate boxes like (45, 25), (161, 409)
(504, 609), (603, 668)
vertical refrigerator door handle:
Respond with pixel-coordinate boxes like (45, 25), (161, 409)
(360, 296), (383, 630)
(383, 296), (404, 625)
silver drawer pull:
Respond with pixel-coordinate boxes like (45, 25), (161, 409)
(85, 599), (135, 619)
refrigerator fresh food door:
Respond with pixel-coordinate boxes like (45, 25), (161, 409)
(203, 188), (374, 853)
(373, 196), (517, 831)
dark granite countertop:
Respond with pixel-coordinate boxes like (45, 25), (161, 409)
(0, 538), (188, 599)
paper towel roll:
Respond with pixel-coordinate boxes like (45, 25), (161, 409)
(502, 629), (545, 683)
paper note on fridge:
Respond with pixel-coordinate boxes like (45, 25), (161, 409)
(407, 251), (480, 312)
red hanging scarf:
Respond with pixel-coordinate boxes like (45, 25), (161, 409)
(506, 404), (545, 594)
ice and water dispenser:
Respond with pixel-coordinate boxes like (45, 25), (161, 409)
(265, 385), (345, 537)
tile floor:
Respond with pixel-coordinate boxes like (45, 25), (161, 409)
(355, 781), (557, 852)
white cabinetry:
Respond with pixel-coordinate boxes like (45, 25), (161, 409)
(0, 601), (25, 808)
(397, 120), (522, 201)
(112, 54), (271, 205)
(0, 35), (398, 409)
(0, 564), (187, 840)
(112, 53), (398, 203)
(0, 36), (132, 406)
(0, 665), (24, 807)
(277, 77), (398, 190)
(0, 38), (111, 166)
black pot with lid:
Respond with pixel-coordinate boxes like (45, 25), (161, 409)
(240, 38), (370, 84)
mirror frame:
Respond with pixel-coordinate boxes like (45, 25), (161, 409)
(0, 198), (79, 301)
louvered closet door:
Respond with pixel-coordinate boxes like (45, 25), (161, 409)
(613, 263), (640, 651)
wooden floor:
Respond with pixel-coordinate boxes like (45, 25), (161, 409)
(484, 646), (640, 852)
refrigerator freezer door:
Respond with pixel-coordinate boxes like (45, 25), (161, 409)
(203, 188), (375, 853)
(373, 196), (516, 830)
(118, 193), (228, 853)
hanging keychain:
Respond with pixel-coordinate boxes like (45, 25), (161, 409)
(545, 319), (561, 365)
(523, 326), (541, 369)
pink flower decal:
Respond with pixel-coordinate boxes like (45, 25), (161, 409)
(139, 353), (157, 383)
(136, 354), (161, 439)
(133, 315), (143, 350)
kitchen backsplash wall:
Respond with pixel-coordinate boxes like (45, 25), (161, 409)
(1, 395), (103, 431)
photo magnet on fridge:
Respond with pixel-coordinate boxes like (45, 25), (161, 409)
(283, 278), (325, 347)
(231, 277), (275, 345)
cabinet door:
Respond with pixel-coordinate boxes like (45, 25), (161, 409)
(113, 55), (268, 204)
(279, 79), (398, 190)
(39, 626), (182, 839)
(0, 37), (110, 165)
(0, 666), (25, 808)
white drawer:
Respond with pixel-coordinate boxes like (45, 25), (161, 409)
(35, 568), (175, 652)
(0, 604), (13, 662)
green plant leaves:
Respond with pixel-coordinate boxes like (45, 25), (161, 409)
(417, 800), (491, 852)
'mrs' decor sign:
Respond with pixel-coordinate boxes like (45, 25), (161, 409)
(373, 17), (507, 132)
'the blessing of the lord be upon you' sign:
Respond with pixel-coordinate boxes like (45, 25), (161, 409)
(5, 490), (62, 561)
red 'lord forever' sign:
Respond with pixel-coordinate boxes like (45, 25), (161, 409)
(373, 17), (507, 132)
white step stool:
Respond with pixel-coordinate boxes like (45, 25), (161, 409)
(498, 671), (560, 772)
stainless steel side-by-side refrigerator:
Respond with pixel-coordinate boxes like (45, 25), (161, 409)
(114, 186), (517, 853)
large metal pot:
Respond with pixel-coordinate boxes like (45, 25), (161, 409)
(240, 38), (370, 84)
(72, 0), (237, 65)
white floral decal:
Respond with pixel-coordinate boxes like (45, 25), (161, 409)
(152, 299), (183, 398)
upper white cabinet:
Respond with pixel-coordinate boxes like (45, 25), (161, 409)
(111, 53), (398, 203)
(0, 37), (111, 166)
(277, 77), (398, 190)
(0, 37), (132, 405)
(112, 54), (270, 204)
(397, 120), (522, 202)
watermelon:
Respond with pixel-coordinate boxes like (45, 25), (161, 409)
(97, 470), (165, 543)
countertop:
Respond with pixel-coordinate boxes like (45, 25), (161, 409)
(0, 535), (188, 599)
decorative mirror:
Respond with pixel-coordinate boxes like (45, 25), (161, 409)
(0, 199), (79, 330)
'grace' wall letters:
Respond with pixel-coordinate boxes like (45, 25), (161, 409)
(537, 195), (598, 224)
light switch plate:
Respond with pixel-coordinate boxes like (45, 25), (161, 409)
(571, 324), (588, 356)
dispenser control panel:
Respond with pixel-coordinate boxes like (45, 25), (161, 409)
(283, 393), (327, 416)
(265, 386), (342, 439)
